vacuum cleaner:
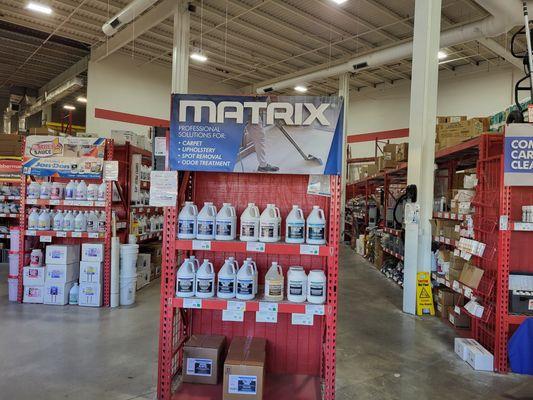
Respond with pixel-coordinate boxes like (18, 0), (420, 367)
(275, 122), (323, 165)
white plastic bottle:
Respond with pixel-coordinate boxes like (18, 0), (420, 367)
(215, 203), (237, 241)
(176, 259), (196, 298)
(63, 211), (75, 231)
(259, 204), (281, 243)
(236, 261), (255, 300)
(87, 184), (99, 201)
(38, 209), (51, 230)
(189, 255), (200, 273)
(86, 211), (98, 232)
(53, 210), (64, 231)
(178, 202), (198, 239)
(264, 262), (284, 301)
(39, 182), (51, 200)
(51, 182), (64, 200)
(306, 205), (326, 245)
(65, 180), (76, 200)
(287, 266), (307, 303)
(75, 211), (87, 232)
(98, 211), (106, 232)
(69, 283), (79, 305)
(307, 269), (327, 304)
(28, 181), (41, 199)
(196, 202), (217, 240)
(28, 208), (40, 230)
(285, 205), (305, 244)
(97, 182), (107, 201)
(195, 260), (215, 298)
(76, 180), (88, 200)
(217, 259), (237, 299)
(244, 257), (259, 295)
(239, 203), (260, 241)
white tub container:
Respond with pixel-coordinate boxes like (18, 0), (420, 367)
(120, 275), (137, 306)
(7, 277), (18, 301)
(8, 252), (19, 276)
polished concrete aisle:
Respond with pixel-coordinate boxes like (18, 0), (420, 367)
(1, 248), (532, 399)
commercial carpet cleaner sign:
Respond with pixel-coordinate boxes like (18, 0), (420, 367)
(504, 124), (533, 186)
(169, 94), (343, 175)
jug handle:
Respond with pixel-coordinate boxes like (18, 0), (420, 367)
(208, 262), (214, 274)
(318, 209), (325, 220)
(276, 265), (283, 276)
(232, 260), (239, 273)
(193, 205), (198, 214)
(230, 207), (236, 217)
(253, 206), (259, 217)
(275, 207), (281, 218)
(187, 260), (195, 273)
(298, 208), (304, 220)
(210, 205), (217, 216)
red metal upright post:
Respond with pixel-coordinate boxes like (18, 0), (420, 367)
(103, 139), (114, 306)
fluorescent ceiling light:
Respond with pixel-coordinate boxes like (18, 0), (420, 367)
(190, 52), (207, 62)
(330, 0), (348, 4)
(438, 51), (447, 60)
(26, 2), (52, 14)
(294, 85), (308, 93)
(76, 96), (87, 103)
(63, 105), (76, 111)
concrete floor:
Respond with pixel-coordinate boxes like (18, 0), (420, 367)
(0, 246), (532, 399)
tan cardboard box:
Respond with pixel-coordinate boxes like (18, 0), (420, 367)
(459, 264), (484, 289)
(366, 163), (378, 176)
(448, 266), (463, 282)
(183, 334), (226, 385)
(448, 308), (471, 328)
(377, 156), (385, 172)
(437, 116), (467, 124)
(223, 337), (266, 400)
(437, 289), (456, 306)
(436, 302), (450, 319)
(396, 143), (409, 162)
(383, 144), (398, 162)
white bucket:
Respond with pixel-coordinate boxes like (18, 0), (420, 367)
(120, 275), (137, 306)
(9, 228), (19, 252)
(120, 244), (139, 277)
(8, 277), (18, 302)
(8, 253), (19, 276)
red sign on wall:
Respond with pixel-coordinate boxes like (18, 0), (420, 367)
(0, 159), (22, 181)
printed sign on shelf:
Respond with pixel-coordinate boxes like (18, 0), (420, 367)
(154, 136), (167, 156)
(169, 94), (344, 175)
(149, 171), (177, 206)
(0, 159), (22, 181)
(504, 124), (533, 186)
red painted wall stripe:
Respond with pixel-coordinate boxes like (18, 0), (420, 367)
(95, 108), (170, 127)
(347, 128), (409, 143)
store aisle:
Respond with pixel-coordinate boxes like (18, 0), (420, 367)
(1, 250), (532, 400)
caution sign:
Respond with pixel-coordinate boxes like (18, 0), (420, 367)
(416, 272), (435, 316)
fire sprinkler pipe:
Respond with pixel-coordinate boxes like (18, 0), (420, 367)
(102, 0), (159, 36)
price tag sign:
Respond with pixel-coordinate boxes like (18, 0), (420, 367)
(183, 298), (202, 309)
(154, 136), (167, 156)
(452, 280), (460, 292)
(192, 240), (211, 250)
(49, 200), (60, 205)
(26, 198), (36, 205)
(56, 231), (67, 237)
(246, 242), (265, 253)
(64, 200), (74, 206)
(259, 302), (278, 313)
(222, 310), (244, 322)
(453, 249), (460, 256)
(150, 171), (177, 206)
(300, 244), (320, 255)
(26, 230), (36, 236)
(95, 201), (105, 207)
(227, 301), (245, 312)
(256, 311), (278, 323)
(71, 232), (82, 238)
(40, 235), (52, 243)
(88, 232), (100, 239)
(306, 304), (325, 316)
(454, 306), (461, 314)
(464, 287), (473, 299)
(103, 160), (119, 181)
(291, 313), (314, 326)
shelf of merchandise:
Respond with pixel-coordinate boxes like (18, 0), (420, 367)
(433, 236), (459, 247)
(382, 246), (404, 261)
(158, 173), (340, 400)
(17, 139), (117, 306)
(0, 157), (23, 257)
(383, 227), (402, 236)
(432, 211), (469, 221)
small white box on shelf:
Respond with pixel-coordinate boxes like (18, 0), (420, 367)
(43, 281), (75, 305)
(454, 338), (478, 361)
(23, 266), (46, 286)
(136, 253), (151, 271)
(46, 245), (80, 265)
(45, 263), (79, 284)
(466, 341), (494, 371)
(79, 282), (102, 307)
(23, 285), (44, 303)
(82, 243), (105, 262)
(79, 261), (103, 284)
(136, 267), (151, 290)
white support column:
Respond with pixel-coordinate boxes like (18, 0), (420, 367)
(339, 73), (350, 239)
(403, 0), (442, 315)
(172, 0), (190, 94)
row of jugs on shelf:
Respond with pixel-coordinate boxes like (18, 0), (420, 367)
(28, 180), (106, 201)
(28, 208), (106, 232)
(178, 202), (326, 245)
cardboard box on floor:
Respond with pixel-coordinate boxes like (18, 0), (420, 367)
(223, 337), (266, 400)
(459, 264), (484, 290)
(183, 334), (226, 385)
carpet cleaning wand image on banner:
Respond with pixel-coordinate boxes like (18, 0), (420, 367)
(169, 94), (344, 175)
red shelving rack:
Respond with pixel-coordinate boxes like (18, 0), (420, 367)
(157, 172), (340, 400)
(0, 158), (22, 250)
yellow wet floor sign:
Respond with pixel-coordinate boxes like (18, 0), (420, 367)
(416, 272), (435, 316)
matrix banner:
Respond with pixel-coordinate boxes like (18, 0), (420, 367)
(169, 94), (343, 175)
(23, 136), (105, 178)
(504, 124), (533, 186)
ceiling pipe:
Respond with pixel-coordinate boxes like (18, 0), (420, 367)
(102, 0), (159, 36)
(256, 0), (523, 93)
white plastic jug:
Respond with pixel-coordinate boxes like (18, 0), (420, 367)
(189, 255), (200, 272)
(40, 182), (51, 200)
(264, 261), (284, 301)
(285, 205), (305, 244)
(240, 203), (260, 242)
(243, 257), (258, 295)
(306, 206), (326, 245)
(178, 202), (198, 239)
(53, 210), (64, 231)
(176, 259), (196, 298)
(98, 182), (107, 201)
(259, 204), (281, 243)
(307, 269), (327, 304)
(76, 180), (88, 200)
(195, 260), (215, 298)
(217, 259), (237, 299)
(287, 266), (307, 303)
(65, 180), (76, 200)
(28, 208), (40, 230)
(98, 211), (106, 232)
(69, 283), (79, 305)
(63, 211), (75, 231)
(196, 202), (217, 240)
(27, 181), (41, 199)
(38, 209), (50, 230)
(51, 182), (64, 200)
(215, 203), (237, 241)
(236, 262), (255, 300)
(86, 211), (98, 232)
(87, 184), (99, 201)
(75, 211), (87, 232)
(30, 249), (43, 267)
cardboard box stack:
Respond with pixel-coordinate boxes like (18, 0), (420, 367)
(136, 253), (151, 290)
(435, 288), (461, 319)
(435, 117), (490, 151)
(43, 245), (80, 305)
(23, 263), (46, 304)
(0, 134), (23, 157)
(455, 338), (494, 371)
(141, 243), (162, 280)
(79, 243), (104, 307)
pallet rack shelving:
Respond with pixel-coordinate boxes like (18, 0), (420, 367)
(157, 172), (340, 400)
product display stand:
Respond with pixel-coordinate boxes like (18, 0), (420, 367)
(157, 172), (340, 400)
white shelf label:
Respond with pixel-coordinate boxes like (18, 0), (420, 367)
(300, 244), (320, 255)
(452, 280), (460, 292)
(463, 287), (473, 299)
(40, 235), (52, 243)
(259, 302), (278, 313)
(453, 249), (460, 256)
(56, 231), (67, 237)
(88, 232), (100, 239)
(454, 306), (461, 314)
(64, 200), (75, 206)
(291, 313), (314, 326)
(305, 304), (325, 316)
(514, 222), (533, 231)
(227, 301), (245, 312)
(246, 242), (265, 253)
(183, 298), (202, 309)
(49, 200), (60, 205)
(95, 201), (105, 207)
(222, 309), (244, 322)
(26, 230), (36, 236)
(26, 199), (36, 205)
(192, 240), (211, 250)
(256, 311), (278, 323)
(499, 215), (509, 231)
(71, 232), (82, 238)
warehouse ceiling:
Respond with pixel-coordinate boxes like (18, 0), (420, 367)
(0, 0), (525, 110)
